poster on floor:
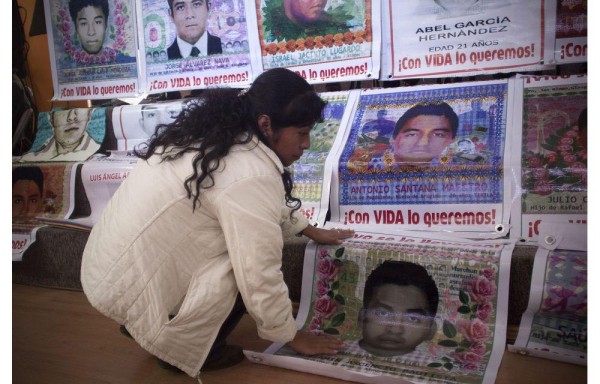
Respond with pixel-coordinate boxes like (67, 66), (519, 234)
(543, 0), (587, 65)
(509, 74), (587, 243)
(44, 0), (140, 100)
(290, 90), (358, 227)
(380, 0), (547, 80)
(246, 227), (513, 384)
(18, 107), (108, 162)
(139, 0), (261, 93)
(111, 100), (186, 151)
(255, 0), (380, 83)
(509, 222), (587, 366)
(329, 80), (514, 237)
(12, 162), (78, 261)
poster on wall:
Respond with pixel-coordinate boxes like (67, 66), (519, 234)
(509, 74), (587, 243)
(12, 163), (77, 261)
(44, 0), (140, 100)
(246, 227), (513, 384)
(380, 0), (547, 80)
(139, 0), (261, 93)
(255, 0), (380, 83)
(509, 222), (587, 366)
(329, 80), (514, 237)
(290, 90), (358, 227)
(18, 108), (107, 162)
(543, 0), (587, 65)
(111, 100), (186, 150)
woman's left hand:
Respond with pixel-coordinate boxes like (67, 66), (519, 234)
(301, 225), (354, 245)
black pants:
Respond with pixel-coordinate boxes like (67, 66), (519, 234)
(202, 293), (246, 366)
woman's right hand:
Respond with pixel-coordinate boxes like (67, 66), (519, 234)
(286, 330), (345, 355)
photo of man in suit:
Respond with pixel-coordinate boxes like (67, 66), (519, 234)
(166, 0), (222, 59)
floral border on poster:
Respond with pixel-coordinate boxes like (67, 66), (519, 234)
(55, 0), (132, 65)
(308, 246), (499, 376)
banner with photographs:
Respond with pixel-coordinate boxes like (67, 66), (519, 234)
(329, 80), (513, 237)
(509, 74), (587, 243)
(246, 228), (513, 384)
(290, 90), (358, 227)
(255, 0), (380, 83)
(139, 0), (260, 93)
(12, 162), (77, 261)
(44, 0), (140, 100)
(111, 100), (186, 150)
(380, 0), (546, 80)
(509, 222), (587, 365)
(18, 108), (107, 162)
(543, 0), (587, 65)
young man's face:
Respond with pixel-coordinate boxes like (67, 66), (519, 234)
(359, 284), (436, 356)
(285, 0), (328, 24)
(52, 108), (92, 149)
(75, 6), (107, 54)
(390, 115), (454, 163)
(171, 0), (208, 45)
(13, 179), (42, 219)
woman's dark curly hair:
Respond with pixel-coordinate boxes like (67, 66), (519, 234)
(135, 68), (326, 215)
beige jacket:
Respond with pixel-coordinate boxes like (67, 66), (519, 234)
(81, 137), (308, 377)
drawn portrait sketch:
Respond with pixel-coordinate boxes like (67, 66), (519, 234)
(20, 108), (106, 162)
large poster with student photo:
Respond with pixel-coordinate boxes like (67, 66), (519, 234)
(255, 0), (380, 83)
(12, 163), (77, 261)
(329, 80), (513, 237)
(246, 228), (514, 384)
(509, 74), (587, 243)
(380, 0), (547, 80)
(44, 0), (140, 99)
(139, 0), (261, 93)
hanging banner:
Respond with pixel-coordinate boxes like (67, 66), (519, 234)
(291, 90), (358, 227)
(509, 74), (587, 243)
(12, 162), (77, 261)
(509, 222), (587, 365)
(329, 80), (514, 237)
(246, 227), (514, 384)
(139, 0), (260, 93)
(255, 0), (380, 83)
(543, 0), (587, 65)
(380, 0), (546, 80)
(44, 0), (140, 100)
(19, 108), (107, 162)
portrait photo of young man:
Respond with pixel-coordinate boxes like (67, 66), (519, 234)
(389, 102), (458, 164)
(344, 260), (439, 361)
(166, 0), (223, 59)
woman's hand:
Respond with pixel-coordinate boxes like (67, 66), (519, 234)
(301, 225), (354, 245)
(287, 330), (345, 355)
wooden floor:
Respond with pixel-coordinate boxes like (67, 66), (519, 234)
(13, 284), (587, 384)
